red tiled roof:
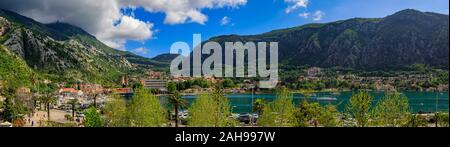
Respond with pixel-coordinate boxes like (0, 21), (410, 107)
(112, 88), (132, 93)
(60, 88), (81, 93)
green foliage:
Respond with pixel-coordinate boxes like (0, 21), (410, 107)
(345, 91), (373, 127)
(67, 99), (78, 118)
(291, 80), (326, 90)
(167, 82), (177, 94)
(318, 104), (341, 127)
(258, 87), (297, 127)
(128, 87), (167, 127)
(0, 97), (28, 122)
(407, 64), (427, 72)
(104, 94), (128, 127)
(0, 45), (33, 89)
(104, 88), (167, 127)
(46, 121), (76, 127)
(84, 107), (104, 127)
(64, 114), (73, 121)
(175, 78), (211, 91)
(434, 71), (449, 84)
(295, 99), (322, 127)
(168, 92), (187, 127)
(436, 112), (449, 127)
(295, 99), (341, 127)
(371, 93), (410, 127)
(252, 99), (266, 115)
(406, 114), (429, 127)
(220, 79), (235, 88)
(188, 88), (235, 127)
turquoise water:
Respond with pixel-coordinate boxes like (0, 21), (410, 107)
(180, 91), (449, 113)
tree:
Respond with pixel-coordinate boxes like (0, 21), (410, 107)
(128, 87), (167, 127)
(104, 94), (128, 127)
(253, 99), (266, 115)
(87, 90), (100, 108)
(31, 96), (39, 113)
(318, 104), (341, 127)
(0, 97), (27, 122)
(406, 113), (428, 127)
(188, 87), (235, 127)
(436, 112), (449, 127)
(371, 93), (410, 127)
(67, 99), (79, 120)
(258, 87), (297, 127)
(295, 98), (341, 127)
(39, 84), (56, 121)
(167, 82), (177, 94)
(295, 99), (321, 127)
(168, 92), (187, 127)
(221, 79), (235, 88)
(40, 95), (56, 121)
(30, 73), (38, 114)
(64, 114), (73, 121)
(84, 107), (103, 127)
(345, 91), (373, 127)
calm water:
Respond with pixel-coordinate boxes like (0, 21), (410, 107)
(179, 91), (449, 114)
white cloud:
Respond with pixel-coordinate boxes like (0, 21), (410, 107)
(220, 16), (231, 25)
(0, 0), (247, 49)
(313, 10), (325, 21)
(132, 47), (150, 54)
(97, 15), (154, 49)
(299, 12), (309, 18)
(284, 0), (309, 14)
(119, 0), (247, 25)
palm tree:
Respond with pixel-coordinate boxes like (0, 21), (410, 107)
(31, 96), (39, 113)
(40, 84), (55, 121)
(40, 94), (55, 121)
(168, 92), (187, 127)
(67, 99), (79, 120)
(30, 73), (38, 115)
(89, 91), (100, 108)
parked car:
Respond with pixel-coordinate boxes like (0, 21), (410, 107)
(238, 113), (258, 124)
(238, 113), (251, 124)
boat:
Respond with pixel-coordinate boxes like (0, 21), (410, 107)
(316, 97), (337, 101)
(331, 92), (341, 95)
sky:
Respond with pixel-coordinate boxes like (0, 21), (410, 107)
(0, 0), (448, 58)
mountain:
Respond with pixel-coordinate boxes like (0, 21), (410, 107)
(0, 44), (34, 88)
(152, 53), (180, 63)
(1, 9), (448, 86)
(0, 9), (164, 85)
(207, 9), (449, 70)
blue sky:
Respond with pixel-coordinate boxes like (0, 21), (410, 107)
(124, 0), (449, 58)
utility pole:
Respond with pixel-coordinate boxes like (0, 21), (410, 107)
(251, 83), (254, 127)
(435, 93), (439, 127)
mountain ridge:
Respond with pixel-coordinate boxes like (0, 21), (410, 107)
(1, 9), (449, 86)
(206, 9), (449, 70)
(0, 9), (166, 85)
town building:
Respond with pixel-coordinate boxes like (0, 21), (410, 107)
(146, 71), (166, 79)
(17, 87), (31, 94)
(140, 79), (168, 91)
(306, 67), (322, 77)
(57, 88), (84, 106)
(75, 84), (103, 94)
